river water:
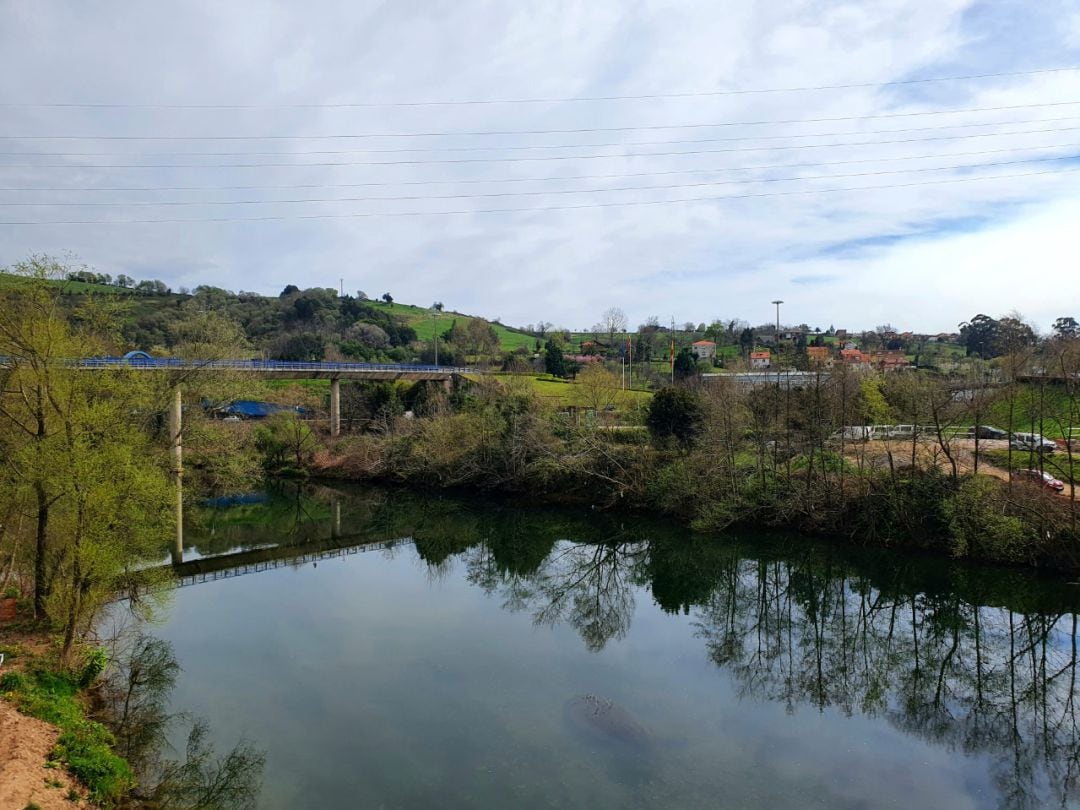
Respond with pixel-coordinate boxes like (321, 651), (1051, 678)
(148, 483), (1080, 809)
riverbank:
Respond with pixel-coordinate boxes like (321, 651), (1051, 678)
(304, 382), (1080, 573)
(0, 626), (99, 810)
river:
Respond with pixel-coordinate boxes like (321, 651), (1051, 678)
(143, 483), (1080, 809)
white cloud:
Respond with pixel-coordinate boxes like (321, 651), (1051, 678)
(0, 0), (1077, 333)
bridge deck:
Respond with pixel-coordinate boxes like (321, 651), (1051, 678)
(66, 358), (478, 380)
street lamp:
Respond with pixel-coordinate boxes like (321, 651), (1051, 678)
(431, 307), (439, 366)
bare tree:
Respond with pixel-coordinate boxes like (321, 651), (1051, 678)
(600, 307), (628, 346)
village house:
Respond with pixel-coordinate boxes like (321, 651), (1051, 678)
(806, 345), (831, 366)
(871, 350), (911, 371)
(750, 350), (771, 369)
(691, 339), (717, 360)
(840, 348), (869, 366)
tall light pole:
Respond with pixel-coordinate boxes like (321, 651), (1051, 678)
(431, 307), (438, 366)
(771, 300), (784, 338)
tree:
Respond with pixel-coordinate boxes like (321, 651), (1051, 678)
(673, 348), (699, 380)
(738, 327), (755, 358)
(646, 387), (705, 450)
(0, 257), (173, 642)
(1053, 316), (1078, 339)
(544, 339), (566, 378)
(381, 293), (394, 307)
(432, 301), (444, 312)
(959, 314), (1000, 359)
(575, 364), (623, 419)
(116, 274), (134, 288)
(600, 307), (628, 345)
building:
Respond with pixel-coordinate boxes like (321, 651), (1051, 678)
(806, 346), (831, 366)
(750, 350), (771, 369)
(871, 350), (911, 371)
(840, 348), (869, 366)
(691, 340), (717, 360)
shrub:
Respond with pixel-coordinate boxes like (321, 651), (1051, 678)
(945, 476), (1035, 563)
(646, 387), (705, 450)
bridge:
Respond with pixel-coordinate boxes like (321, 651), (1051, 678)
(75, 355), (477, 382)
(26, 353), (481, 437)
(169, 533), (406, 588)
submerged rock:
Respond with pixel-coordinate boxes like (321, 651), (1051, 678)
(564, 694), (651, 749)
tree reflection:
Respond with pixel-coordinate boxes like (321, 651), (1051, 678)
(180, 484), (1080, 808)
(99, 630), (265, 809)
(693, 552), (1080, 809)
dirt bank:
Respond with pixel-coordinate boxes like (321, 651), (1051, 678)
(0, 699), (87, 809)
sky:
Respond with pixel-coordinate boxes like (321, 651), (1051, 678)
(0, 1), (1078, 334)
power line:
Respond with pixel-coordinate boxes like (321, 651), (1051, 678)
(4, 116), (1079, 157)
(1, 166), (1074, 225)
(4, 100), (1080, 141)
(2, 154), (1075, 207)
(2, 66), (1076, 108)
(4, 126), (1079, 169)
(3, 143), (1075, 192)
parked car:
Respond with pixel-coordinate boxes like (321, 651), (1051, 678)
(972, 425), (1008, 440)
(1014, 468), (1065, 491)
(1010, 432), (1057, 453)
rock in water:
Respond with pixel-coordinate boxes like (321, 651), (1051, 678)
(564, 694), (651, 750)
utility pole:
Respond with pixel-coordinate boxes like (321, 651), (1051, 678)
(771, 300), (784, 372)
(670, 316), (676, 384)
(432, 308), (439, 366)
(339, 278), (343, 297)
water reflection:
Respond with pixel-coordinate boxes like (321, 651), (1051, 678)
(177, 483), (1080, 809)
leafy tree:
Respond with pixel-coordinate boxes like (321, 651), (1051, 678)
(544, 339), (566, 378)
(959, 314), (1000, 359)
(0, 257), (173, 644)
(1053, 316), (1079, 339)
(576, 364), (623, 418)
(673, 348), (699, 380)
(279, 285), (300, 297)
(432, 301), (444, 312)
(738, 327), (755, 357)
(381, 292), (394, 307)
(254, 412), (319, 471)
(271, 333), (325, 361)
(646, 387), (705, 450)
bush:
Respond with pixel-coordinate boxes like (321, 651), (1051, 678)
(945, 476), (1035, 563)
(646, 387), (705, 450)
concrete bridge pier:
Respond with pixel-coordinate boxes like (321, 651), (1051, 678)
(330, 377), (341, 437)
(170, 386), (184, 565)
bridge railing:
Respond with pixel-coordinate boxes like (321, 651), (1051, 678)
(63, 357), (479, 374)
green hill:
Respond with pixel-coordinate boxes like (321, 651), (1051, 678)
(364, 300), (536, 352)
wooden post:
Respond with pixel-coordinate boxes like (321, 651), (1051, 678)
(330, 377), (341, 437)
(169, 386), (183, 564)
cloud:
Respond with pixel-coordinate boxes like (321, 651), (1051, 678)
(0, 0), (1078, 333)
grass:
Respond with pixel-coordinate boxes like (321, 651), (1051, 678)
(364, 300), (536, 352)
(0, 662), (132, 804)
(0, 272), (136, 296)
(982, 385), (1079, 440)
(982, 448), (1079, 485)
(491, 372), (653, 408)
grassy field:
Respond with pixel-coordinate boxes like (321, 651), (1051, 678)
(365, 300), (536, 352)
(511, 373), (652, 405)
(982, 385), (1079, 439)
(264, 373), (651, 411)
(0, 272), (137, 296)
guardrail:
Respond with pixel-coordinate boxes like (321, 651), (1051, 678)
(8, 357), (479, 374)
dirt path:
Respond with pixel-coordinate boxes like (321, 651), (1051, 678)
(0, 699), (87, 809)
